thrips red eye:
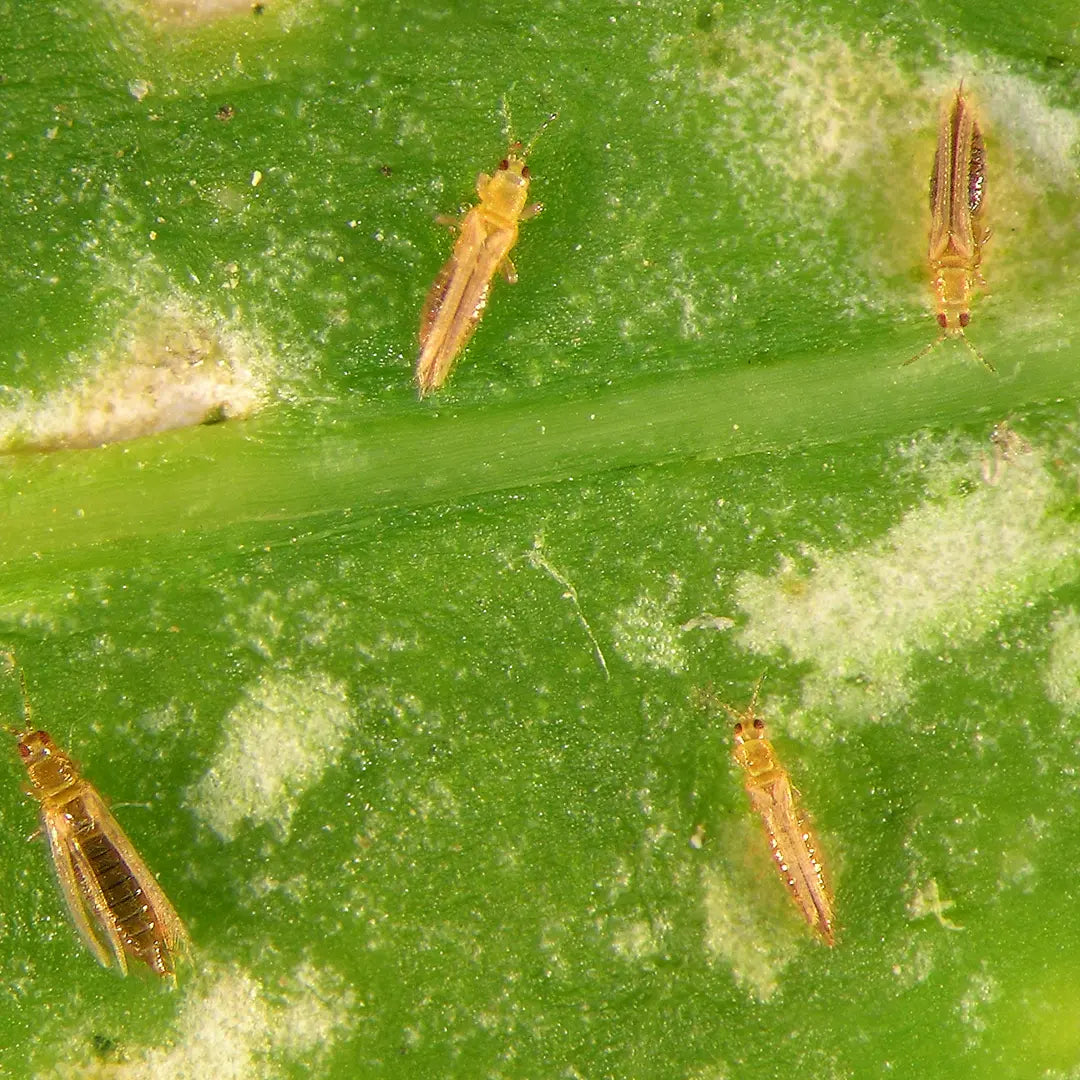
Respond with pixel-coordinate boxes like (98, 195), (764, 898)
(521, 164), (530, 179)
(959, 312), (970, 327)
(937, 313), (949, 329)
(499, 158), (509, 170)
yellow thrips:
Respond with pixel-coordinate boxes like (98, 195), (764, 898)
(908, 85), (992, 371)
(416, 122), (552, 397)
(10, 671), (189, 979)
(725, 686), (835, 946)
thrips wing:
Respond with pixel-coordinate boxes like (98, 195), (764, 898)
(419, 210), (488, 351)
(437, 224), (515, 354)
(41, 807), (123, 971)
(965, 115), (986, 218)
(419, 259), (455, 349)
(751, 776), (835, 945)
(929, 91), (984, 263)
(947, 95), (974, 251)
(416, 212), (504, 394)
(927, 97), (954, 257)
(77, 785), (189, 958)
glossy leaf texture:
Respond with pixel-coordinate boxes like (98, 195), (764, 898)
(2, 2), (1080, 1077)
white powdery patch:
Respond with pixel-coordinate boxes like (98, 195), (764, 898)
(888, 933), (937, 990)
(610, 918), (663, 961)
(610, 574), (687, 674)
(695, 18), (911, 206)
(684, 1068), (733, 1080)
(1043, 609), (1080, 714)
(0, 305), (269, 451)
(663, 15), (923, 324)
(115, 0), (320, 34)
(976, 71), (1080, 189)
(267, 960), (357, 1063)
(700, 865), (796, 1003)
(735, 448), (1076, 715)
(956, 965), (1001, 1049)
(140, 0), (255, 19)
(58, 961), (354, 1080)
(189, 670), (352, 842)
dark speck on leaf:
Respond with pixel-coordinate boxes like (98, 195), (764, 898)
(91, 1034), (119, 1061)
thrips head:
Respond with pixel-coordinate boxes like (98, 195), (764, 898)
(915, 265), (993, 369)
(732, 715), (767, 744)
(732, 717), (777, 777)
(483, 109), (557, 211)
(16, 728), (56, 765)
(496, 146), (531, 184)
(936, 310), (970, 332)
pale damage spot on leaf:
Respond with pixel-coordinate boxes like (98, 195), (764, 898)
(976, 72), (1080, 190)
(610, 574), (687, 674)
(700, 864), (797, 1003)
(610, 918), (663, 960)
(51, 960), (355, 1079)
(1043, 609), (1080, 714)
(0, 305), (269, 451)
(956, 965), (1000, 1048)
(696, 18), (912, 198)
(889, 935), (936, 990)
(188, 669), (352, 842)
(137, 0), (262, 22)
(734, 443), (1076, 715)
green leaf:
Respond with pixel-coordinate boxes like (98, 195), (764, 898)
(2, 1), (1080, 1077)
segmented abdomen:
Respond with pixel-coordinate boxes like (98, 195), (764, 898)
(68, 800), (172, 976)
